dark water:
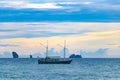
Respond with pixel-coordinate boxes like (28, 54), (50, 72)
(0, 58), (120, 80)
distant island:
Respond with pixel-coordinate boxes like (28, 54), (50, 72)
(12, 52), (19, 58)
(69, 54), (82, 58)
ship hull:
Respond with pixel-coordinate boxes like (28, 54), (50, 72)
(38, 59), (72, 64)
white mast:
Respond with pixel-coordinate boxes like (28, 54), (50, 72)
(40, 40), (48, 58)
(46, 40), (48, 57)
(57, 40), (67, 58)
(64, 40), (66, 58)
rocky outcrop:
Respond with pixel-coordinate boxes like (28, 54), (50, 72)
(69, 54), (82, 58)
(12, 52), (19, 58)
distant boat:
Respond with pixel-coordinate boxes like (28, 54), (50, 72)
(30, 55), (32, 58)
(38, 40), (72, 64)
(12, 52), (19, 58)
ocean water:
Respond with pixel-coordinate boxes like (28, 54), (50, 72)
(0, 58), (120, 80)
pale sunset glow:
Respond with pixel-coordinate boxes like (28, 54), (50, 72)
(0, 22), (119, 58)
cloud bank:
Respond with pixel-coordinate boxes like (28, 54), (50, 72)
(0, 22), (120, 39)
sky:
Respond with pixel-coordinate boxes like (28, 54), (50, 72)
(0, 0), (120, 58)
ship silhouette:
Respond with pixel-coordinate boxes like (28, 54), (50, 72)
(38, 40), (72, 64)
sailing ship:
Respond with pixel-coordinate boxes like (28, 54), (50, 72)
(38, 40), (72, 64)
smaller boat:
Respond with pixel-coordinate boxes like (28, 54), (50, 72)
(30, 55), (33, 58)
(38, 40), (72, 64)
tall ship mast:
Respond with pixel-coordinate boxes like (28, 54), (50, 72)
(64, 40), (66, 58)
(46, 40), (48, 57)
(40, 40), (48, 58)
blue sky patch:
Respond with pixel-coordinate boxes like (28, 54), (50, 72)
(0, 0), (120, 22)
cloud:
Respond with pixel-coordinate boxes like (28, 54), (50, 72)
(0, 1), (63, 9)
(0, 44), (19, 47)
(0, 22), (120, 39)
(0, 52), (12, 58)
(57, 1), (93, 5)
(80, 48), (109, 58)
(47, 48), (70, 58)
(107, 47), (120, 57)
(0, 0), (120, 11)
(90, 4), (120, 11)
(106, 44), (120, 46)
(58, 0), (120, 12)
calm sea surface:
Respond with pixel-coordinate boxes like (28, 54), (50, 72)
(0, 58), (120, 80)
